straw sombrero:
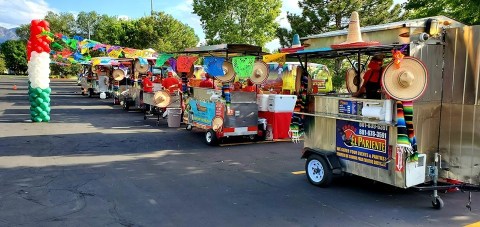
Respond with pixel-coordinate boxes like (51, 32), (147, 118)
(212, 116), (224, 132)
(135, 59), (149, 74)
(216, 61), (235, 82)
(345, 68), (365, 93)
(331, 11), (380, 49)
(153, 90), (172, 107)
(250, 61), (269, 85)
(112, 69), (126, 81)
(382, 57), (428, 101)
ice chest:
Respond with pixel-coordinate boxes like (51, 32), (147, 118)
(267, 94), (296, 113)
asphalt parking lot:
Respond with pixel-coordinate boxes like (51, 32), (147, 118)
(0, 76), (480, 226)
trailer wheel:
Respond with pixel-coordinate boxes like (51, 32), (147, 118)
(205, 129), (218, 146)
(432, 197), (444, 209)
(305, 154), (332, 187)
(186, 124), (193, 131)
(123, 99), (130, 111)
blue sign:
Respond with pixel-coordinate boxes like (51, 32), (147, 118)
(338, 100), (359, 115)
(190, 99), (216, 126)
(336, 120), (390, 169)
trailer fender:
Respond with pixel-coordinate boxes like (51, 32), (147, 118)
(302, 147), (343, 173)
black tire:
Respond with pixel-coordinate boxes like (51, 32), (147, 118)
(256, 129), (267, 141)
(432, 197), (444, 210)
(305, 154), (333, 187)
(123, 99), (130, 111)
(205, 129), (218, 146)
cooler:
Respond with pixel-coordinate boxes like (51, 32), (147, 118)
(258, 111), (293, 140)
(267, 94), (297, 112)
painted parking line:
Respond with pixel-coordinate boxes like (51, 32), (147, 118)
(465, 221), (480, 227)
(291, 170), (306, 175)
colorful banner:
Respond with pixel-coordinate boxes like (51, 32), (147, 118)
(336, 120), (390, 169)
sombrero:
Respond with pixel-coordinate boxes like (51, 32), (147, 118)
(135, 59), (149, 74)
(112, 69), (126, 81)
(216, 61), (235, 82)
(280, 34), (305, 53)
(331, 11), (380, 49)
(250, 61), (269, 85)
(382, 57), (428, 101)
(153, 90), (172, 107)
(345, 68), (365, 93)
(212, 116), (224, 132)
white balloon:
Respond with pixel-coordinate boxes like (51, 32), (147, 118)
(99, 92), (106, 99)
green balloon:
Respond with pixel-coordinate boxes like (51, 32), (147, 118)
(42, 115), (50, 122)
(44, 106), (51, 113)
(44, 97), (51, 103)
(30, 92), (38, 99)
(30, 106), (35, 112)
(35, 97), (44, 105)
(40, 102), (49, 109)
(34, 116), (43, 122)
(35, 106), (43, 113)
(40, 92), (49, 99)
(40, 111), (48, 118)
(31, 102), (38, 108)
(35, 87), (42, 94)
(44, 87), (52, 94)
(30, 111), (38, 117)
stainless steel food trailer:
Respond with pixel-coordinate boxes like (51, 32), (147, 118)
(290, 16), (480, 209)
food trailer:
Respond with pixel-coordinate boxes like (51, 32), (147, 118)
(79, 62), (92, 96)
(121, 57), (157, 111)
(288, 13), (480, 209)
(177, 44), (270, 145)
(86, 57), (115, 98)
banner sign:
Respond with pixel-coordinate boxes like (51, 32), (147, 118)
(190, 99), (216, 126)
(336, 120), (390, 169)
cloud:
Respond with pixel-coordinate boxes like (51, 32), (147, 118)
(0, 0), (54, 28)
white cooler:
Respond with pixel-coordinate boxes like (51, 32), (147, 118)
(257, 94), (270, 111)
(267, 94), (297, 112)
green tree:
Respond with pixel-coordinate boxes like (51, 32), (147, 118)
(50, 63), (82, 78)
(75, 11), (100, 39)
(15, 24), (30, 41)
(0, 40), (27, 74)
(193, 0), (282, 47)
(94, 15), (128, 45)
(405, 0), (480, 25)
(278, 0), (404, 47)
(0, 54), (6, 73)
(123, 12), (199, 52)
(44, 11), (76, 37)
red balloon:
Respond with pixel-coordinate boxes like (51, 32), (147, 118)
(33, 26), (43, 35)
(31, 20), (40, 27)
(39, 20), (49, 29)
(35, 46), (43, 53)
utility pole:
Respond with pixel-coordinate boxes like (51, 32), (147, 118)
(151, 0), (153, 16)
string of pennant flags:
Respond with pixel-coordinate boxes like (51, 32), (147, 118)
(38, 29), (158, 66)
(38, 29), (289, 77)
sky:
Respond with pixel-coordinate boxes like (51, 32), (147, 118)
(0, 0), (406, 50)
